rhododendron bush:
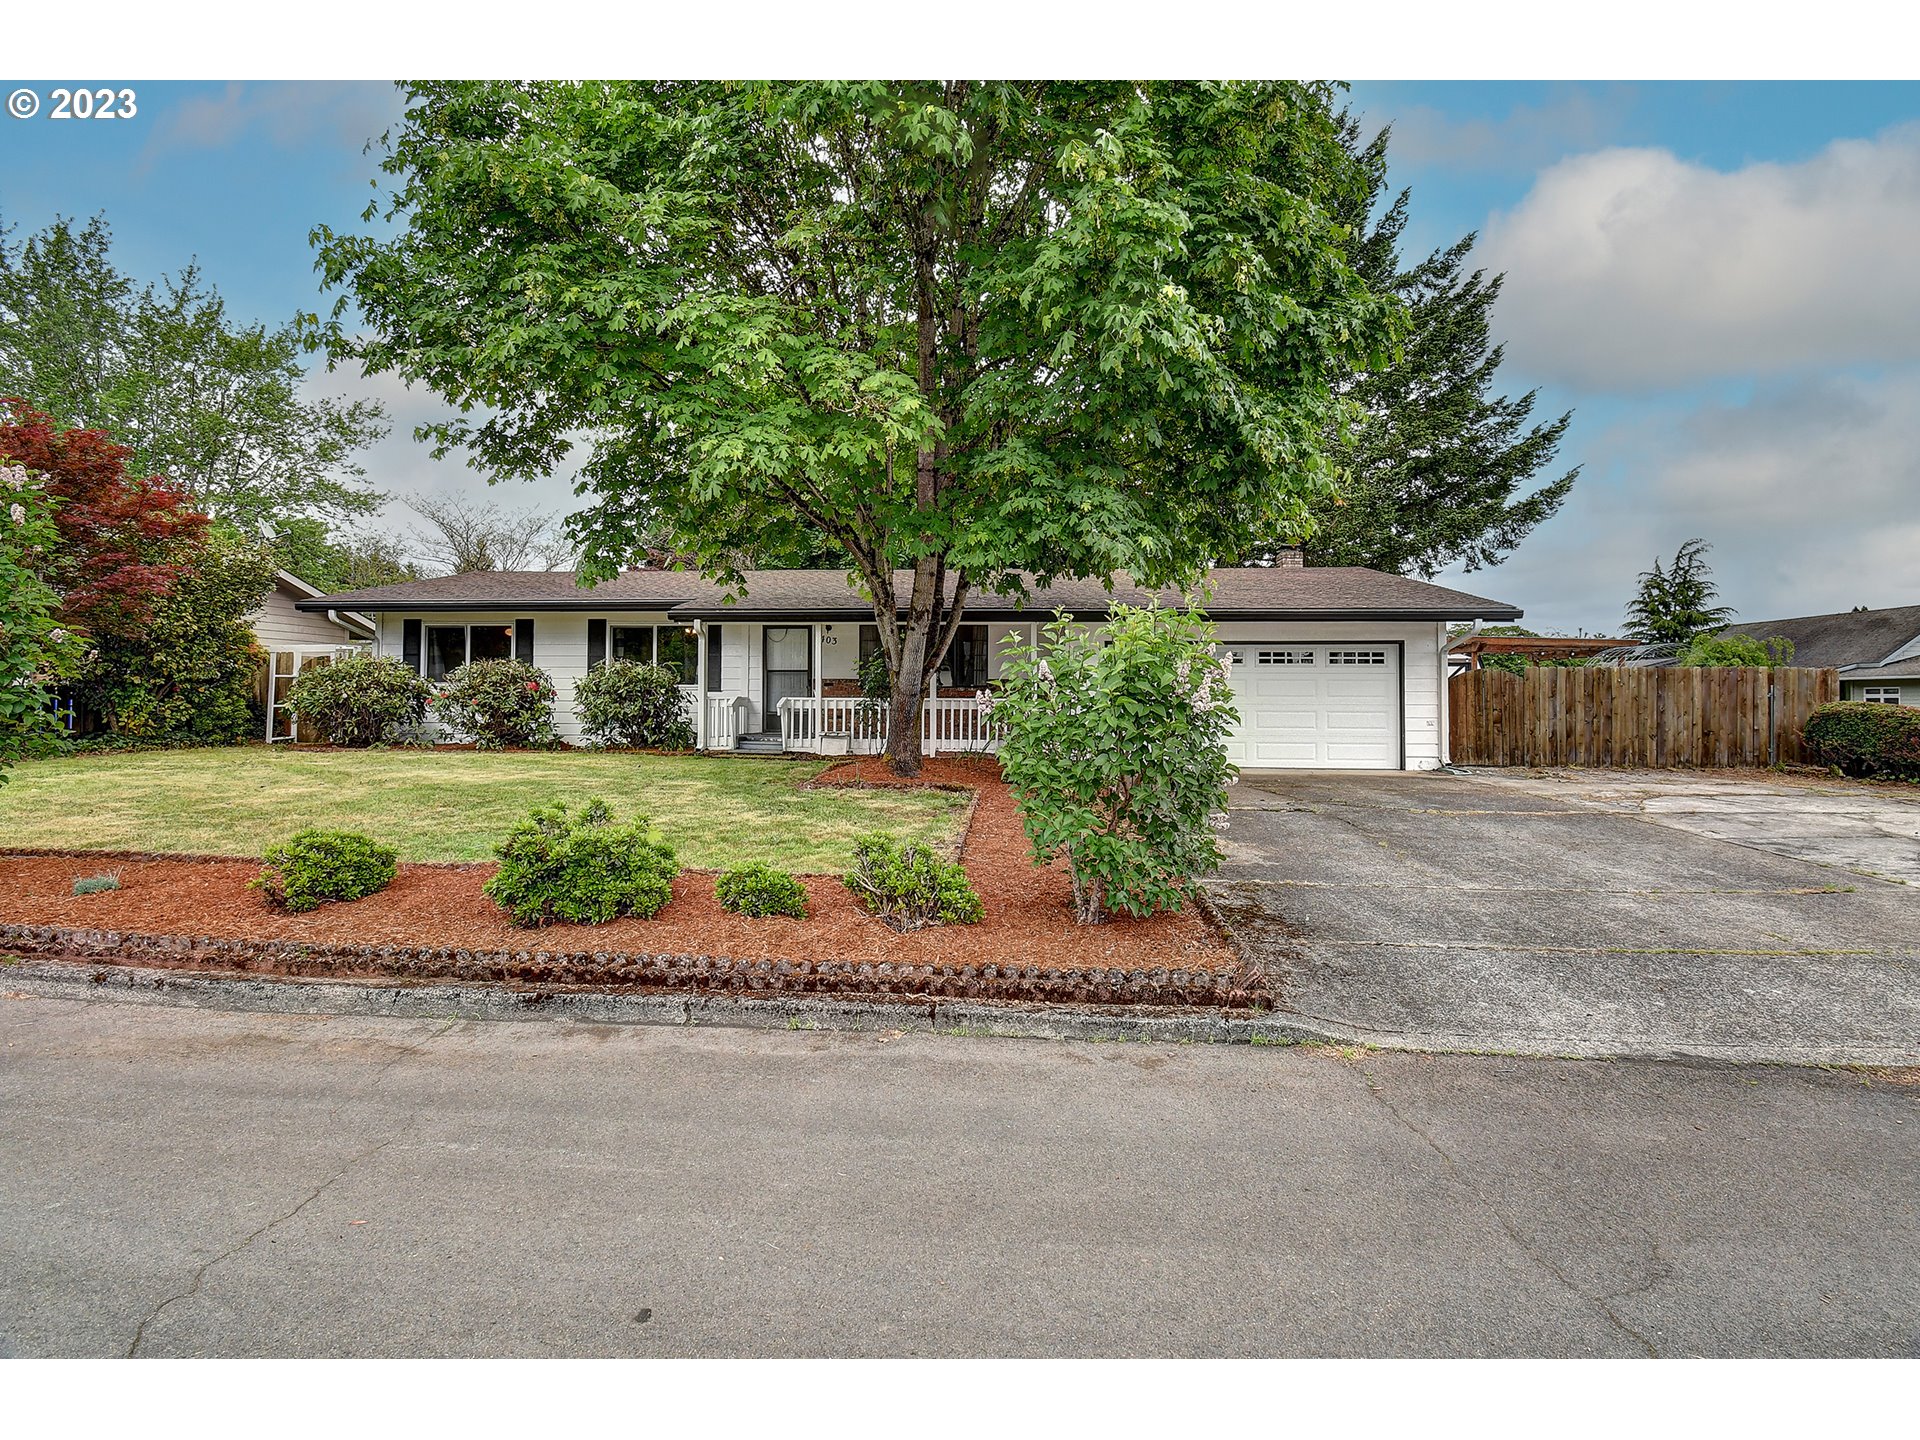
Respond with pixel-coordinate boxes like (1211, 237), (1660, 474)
(991, 605), (1237, 924)
(430, 659), (556, 749)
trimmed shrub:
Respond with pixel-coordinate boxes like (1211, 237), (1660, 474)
(253, 830), (398, 912)
(715, 863), (809, 919)
(71, 871), (121, 896)
(842, 833), (981, 932)
(430, 659), (556, 749)
(1805, 702), (1920, 780)
(483, 798), (678, 927)
(1677, 633), (1795, 668)
(285, 654), (432, 747)
(992, 605), (1236, 923)
(573, 660), (695, 750)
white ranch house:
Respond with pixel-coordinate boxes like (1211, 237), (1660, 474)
(298, 557), (1522, 770)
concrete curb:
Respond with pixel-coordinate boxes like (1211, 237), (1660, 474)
(5, 958), (1911, 1065)
(0, 958), (1327, 1047)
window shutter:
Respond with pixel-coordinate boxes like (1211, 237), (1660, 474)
(515, 618), (534, 664)
(403, 619), (422, 674)
(706, 624), (723, 692)
(587, 619), (606, 670)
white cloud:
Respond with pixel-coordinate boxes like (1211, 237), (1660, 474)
(1479, 125), (1920, 390)
(1440, 370), (1920, 634)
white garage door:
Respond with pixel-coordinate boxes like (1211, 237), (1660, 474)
(1218, 642), (1400, 769)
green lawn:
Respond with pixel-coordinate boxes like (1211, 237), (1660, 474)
(0, 748), (971, 870)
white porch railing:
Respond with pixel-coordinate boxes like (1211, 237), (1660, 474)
(772, 694), (1003, 756)
(706, 693), (751, 750)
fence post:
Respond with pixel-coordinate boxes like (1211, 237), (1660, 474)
(1767, 678), (1778, 769)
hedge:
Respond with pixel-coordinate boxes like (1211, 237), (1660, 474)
(1804, 701), (1920, 780)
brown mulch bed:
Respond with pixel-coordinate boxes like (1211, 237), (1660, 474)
(0, 756), (1244, 1004)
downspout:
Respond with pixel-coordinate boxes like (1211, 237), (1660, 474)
(326, 610), (363, 649)
(695, 618), (709, 751)
(1440, 619), (1482, 774)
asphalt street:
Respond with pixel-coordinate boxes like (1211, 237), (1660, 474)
(3, 989), (1915, 1356)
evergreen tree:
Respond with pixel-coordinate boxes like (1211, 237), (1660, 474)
(1623, 538), (1737, 644)
(1243, 120), (1578, 577)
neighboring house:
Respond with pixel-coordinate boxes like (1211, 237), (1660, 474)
(297, 554), (1522, 771)
(1717, 605), (1920, 707)
(250, 570), (374, 742)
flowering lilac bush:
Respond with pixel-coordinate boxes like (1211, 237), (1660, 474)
(0, 463), (84, 781)
(430, 659), (557, 748)
(991, 605), (1237, 923)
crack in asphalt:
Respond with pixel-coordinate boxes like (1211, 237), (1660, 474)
(125, 1129), (404, 1357)
(1353, 1062), (1662, 1358)
(124, 1018), (455, 1356)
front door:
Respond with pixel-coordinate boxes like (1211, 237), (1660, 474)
(762, 626), (812, 732)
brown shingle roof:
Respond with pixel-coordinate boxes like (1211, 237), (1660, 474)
(298, 566), (1523, 622)
(293, 569), (704, 611)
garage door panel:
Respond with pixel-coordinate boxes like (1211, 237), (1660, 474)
(1223, 641), (1401, 770)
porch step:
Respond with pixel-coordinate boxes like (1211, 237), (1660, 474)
(733, 733), (785, 755)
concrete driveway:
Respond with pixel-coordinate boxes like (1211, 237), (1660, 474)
(1208, 769), (1920, 1063)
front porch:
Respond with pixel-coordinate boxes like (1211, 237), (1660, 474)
(704, 693), (1003, 756)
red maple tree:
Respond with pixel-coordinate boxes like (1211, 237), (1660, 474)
(0, 401), (208, 638)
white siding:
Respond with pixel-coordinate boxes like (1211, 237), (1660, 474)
(249, 584), (363, 650)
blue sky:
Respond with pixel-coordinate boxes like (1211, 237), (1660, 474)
(3, 79), (1917, 634)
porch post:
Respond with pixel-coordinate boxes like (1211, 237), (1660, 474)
(694, 618), (709, 751)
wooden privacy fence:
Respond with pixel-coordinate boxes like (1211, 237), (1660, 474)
(1448, 666), (1839, 769)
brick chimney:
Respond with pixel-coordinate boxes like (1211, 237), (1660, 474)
(1272, 545), (1305, 569)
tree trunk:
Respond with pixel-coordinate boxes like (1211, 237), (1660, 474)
(882, 557), (939, 777)
(887, 672), (926, 777)
(879, 557), (971, 778)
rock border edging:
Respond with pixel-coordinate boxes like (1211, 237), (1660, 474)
(0, 921), (1270, 1009)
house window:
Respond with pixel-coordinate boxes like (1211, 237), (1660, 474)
(942, 625), (990, 689)
(1863, 687), (1902, 704)
(603, 624), (699, 683)
(859, 622), (986, 686)
(610, 625), (654, 664)
(1327, 650), (1389, 666)
(1258, 649), (1313, 665)
(469, 626), (513, 663)
(656, 625), (699, 684)
(425, 626), (467, 680)
(424, 624), (520, 680)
